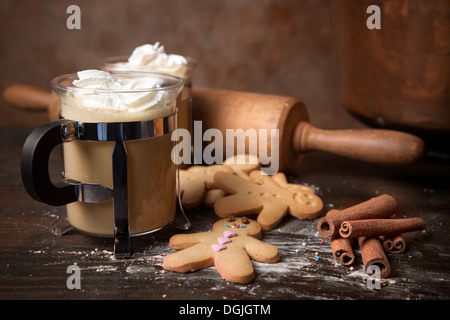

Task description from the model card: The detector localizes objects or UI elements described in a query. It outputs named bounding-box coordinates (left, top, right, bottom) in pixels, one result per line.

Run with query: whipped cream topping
left=71, top=69, right=164, bottom=113
left=127, top=42, right=187, bottom=67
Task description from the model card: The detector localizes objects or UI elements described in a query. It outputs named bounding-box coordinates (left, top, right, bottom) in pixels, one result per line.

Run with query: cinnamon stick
left=358, top=237, right=391, bottom=278
left=317, top=209, right=340, bottom=238
left=330, top=236, right=354, bottom=266
left=317, top=194, right=397, bottom=238
left=339, top=218, right=425, bottom=238
left=380, top=235, right=393, bottom=251
left=381, top=235, right=406, bottom=253
left=392, top=235, right=406, bottom=253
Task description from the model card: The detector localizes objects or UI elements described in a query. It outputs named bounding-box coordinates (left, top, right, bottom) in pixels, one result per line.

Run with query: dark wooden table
left=1, top=126, right=449, bottom=302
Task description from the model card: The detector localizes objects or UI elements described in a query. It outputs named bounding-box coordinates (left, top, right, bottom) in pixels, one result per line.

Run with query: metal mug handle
left=21, top=119, right=78, bottom=206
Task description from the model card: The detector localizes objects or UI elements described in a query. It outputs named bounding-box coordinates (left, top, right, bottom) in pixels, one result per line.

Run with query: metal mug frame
left=21, top=112, right=190, bottom=258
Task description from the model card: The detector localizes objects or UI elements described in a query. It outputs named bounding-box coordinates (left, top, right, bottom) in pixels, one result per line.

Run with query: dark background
left=0, top=0, right=361, bottom=129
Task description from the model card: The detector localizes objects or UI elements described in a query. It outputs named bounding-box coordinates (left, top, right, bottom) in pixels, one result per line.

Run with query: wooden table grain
left=1, top=126, right=449, bottom=302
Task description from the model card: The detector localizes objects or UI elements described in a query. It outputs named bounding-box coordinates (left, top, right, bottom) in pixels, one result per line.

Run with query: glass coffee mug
left=102, top=55, right=196, bottom=134
left=21, top=71, right=188, bottom=258
left=102, top=56, right=196, bottom=168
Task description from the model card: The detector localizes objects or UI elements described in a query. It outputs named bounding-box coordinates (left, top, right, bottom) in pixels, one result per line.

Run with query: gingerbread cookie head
left=212, top=216, right=262, bottom=239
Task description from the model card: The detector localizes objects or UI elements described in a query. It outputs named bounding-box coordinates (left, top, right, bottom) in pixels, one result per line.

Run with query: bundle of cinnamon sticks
left=317, top=194, right=425, bottom=278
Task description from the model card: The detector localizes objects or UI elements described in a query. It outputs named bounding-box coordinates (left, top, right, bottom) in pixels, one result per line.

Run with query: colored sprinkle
left=225, top=223, right=246, bottom=229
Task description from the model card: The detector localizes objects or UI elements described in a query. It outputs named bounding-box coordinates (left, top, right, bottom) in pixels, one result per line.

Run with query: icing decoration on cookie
left=223, top=216, right=249, bottom=229
left=223, top=223, right=247, bottom=229
left=212, top=231, right=236, bottom=251
left=212, top=244, right=226, bottom=252
left=218, top=237, right=231, bottom=245
left=223, top=230, right=237, bottom=238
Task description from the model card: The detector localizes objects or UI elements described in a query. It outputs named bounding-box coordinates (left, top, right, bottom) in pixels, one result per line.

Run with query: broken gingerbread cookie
left=162, top=217, right=279, bottom=284
left=177, top=154, right=260, bottom=209
left=178, top=164, right=233, bottom=209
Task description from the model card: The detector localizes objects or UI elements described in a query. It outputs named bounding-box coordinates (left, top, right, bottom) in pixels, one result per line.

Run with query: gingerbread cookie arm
left=214, top=193, right=263, bottom=218
left=267, top=172, right=289, bottom=186
left=169, top=232, right=213, bottom=250
left=270, top=172, right=315, bottom=194
left=203, top=188, right=227, bottom=208
left=256, top=203, right=289, bottom=230
left=163, top=243, right=214, bottom=273
left=179, top=170, right=206, bottom=209
left=223, top=154, right=261, bottom=181
left=214, top=171, right=252, bottom=194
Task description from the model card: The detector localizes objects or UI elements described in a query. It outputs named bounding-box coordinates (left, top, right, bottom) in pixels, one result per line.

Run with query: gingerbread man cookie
left=178, top=164, right=233, bottom=209
left=178, top=154, right=261, bottom=209
left=214, top=170, right=323, bottom=230
left=163, top=217, right=279, bottom=284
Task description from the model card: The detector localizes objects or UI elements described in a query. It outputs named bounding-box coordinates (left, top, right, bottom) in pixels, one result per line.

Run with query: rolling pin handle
left=2, top=84, right=51, bottom=111
left=292, top=122, right=425, bottom=166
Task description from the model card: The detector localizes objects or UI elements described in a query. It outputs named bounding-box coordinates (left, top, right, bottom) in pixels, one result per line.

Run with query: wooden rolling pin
left=3, top=84, right=60, bottom=121
left=192, top=88, right=424, bottom=172
left=3, top=85, right=424, bottom=172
